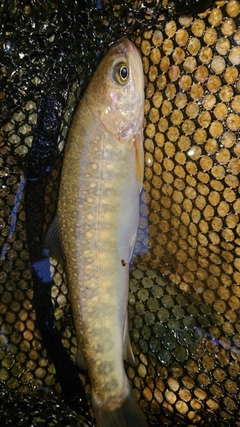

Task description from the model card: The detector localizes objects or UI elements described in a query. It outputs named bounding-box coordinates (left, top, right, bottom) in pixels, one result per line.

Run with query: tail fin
left=92, top=391, right=148, bottom=427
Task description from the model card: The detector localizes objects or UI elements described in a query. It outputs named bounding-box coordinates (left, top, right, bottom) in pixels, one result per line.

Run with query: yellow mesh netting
left=0, top=1, right=240, bottom=425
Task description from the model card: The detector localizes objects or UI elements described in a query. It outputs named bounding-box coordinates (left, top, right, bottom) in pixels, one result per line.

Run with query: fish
left=44, top=38, right=147, bottom=427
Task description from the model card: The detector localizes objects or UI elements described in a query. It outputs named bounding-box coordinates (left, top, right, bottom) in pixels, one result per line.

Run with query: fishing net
left=1, top=0, right=240, bottom=425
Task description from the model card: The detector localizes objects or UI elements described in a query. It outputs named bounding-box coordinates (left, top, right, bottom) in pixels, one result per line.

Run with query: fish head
left=86, top=38, right=145, bottom=140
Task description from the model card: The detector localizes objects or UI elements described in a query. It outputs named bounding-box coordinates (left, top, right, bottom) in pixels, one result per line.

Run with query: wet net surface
left=1, top=0, right=240, bottom=426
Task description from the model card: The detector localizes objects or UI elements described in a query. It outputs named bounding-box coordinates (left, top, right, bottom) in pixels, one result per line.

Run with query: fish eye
left=114, top=62, right=129, bottom=85
left=120, top=65, right=128, bottom=80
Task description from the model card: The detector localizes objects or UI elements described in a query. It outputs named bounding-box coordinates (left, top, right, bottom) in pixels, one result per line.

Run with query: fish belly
left=58, top=103, right=140, bottom=408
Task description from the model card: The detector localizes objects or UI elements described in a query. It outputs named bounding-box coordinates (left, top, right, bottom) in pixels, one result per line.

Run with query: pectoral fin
left=134, top=130, right=144, bottom=193
left=43, top=214, right=64, bottom=265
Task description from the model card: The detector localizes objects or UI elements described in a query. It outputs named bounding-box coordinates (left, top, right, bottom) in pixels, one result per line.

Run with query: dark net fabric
left=0, top=0, right=240, bottom=426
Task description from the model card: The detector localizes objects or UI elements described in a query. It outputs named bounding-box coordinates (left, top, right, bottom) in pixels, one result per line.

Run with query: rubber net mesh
left=0, top=0, right=240, bottom=426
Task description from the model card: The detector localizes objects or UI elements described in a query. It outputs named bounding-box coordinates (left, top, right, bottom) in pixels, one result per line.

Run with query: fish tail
left=92, top=391, right=148, bottom=427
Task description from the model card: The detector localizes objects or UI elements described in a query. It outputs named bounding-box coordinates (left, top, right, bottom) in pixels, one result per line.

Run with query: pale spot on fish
left=99, top=230, right=110, bottom=239
left=104, top=319, right=113, bottom=329
left=101, top=197, right=110, bottom=204
left=92, top=163, right=97, bottom=170
left=98, top=252, right=105, bottom=259
left=106, top=163, right=114, bottom=170
left=86, top=231, right=93, bottom=238
left=83, top=249, right=90, bottom=255
left=102, top=261, right=110, bottom=269
left=103, top=212, right=112, bottom=220
left=104, top=181, right=113, bottom=189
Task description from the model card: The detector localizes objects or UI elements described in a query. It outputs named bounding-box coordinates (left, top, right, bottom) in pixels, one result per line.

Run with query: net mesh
left=1, top=0, right=240, bottom=426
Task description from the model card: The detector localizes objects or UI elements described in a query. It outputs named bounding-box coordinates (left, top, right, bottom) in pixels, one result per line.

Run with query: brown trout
left=45, top=38, right=147, bottom=427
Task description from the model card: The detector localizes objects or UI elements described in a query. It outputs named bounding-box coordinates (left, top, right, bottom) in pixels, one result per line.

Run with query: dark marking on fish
left=121, top=259, right=126, bottom=266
